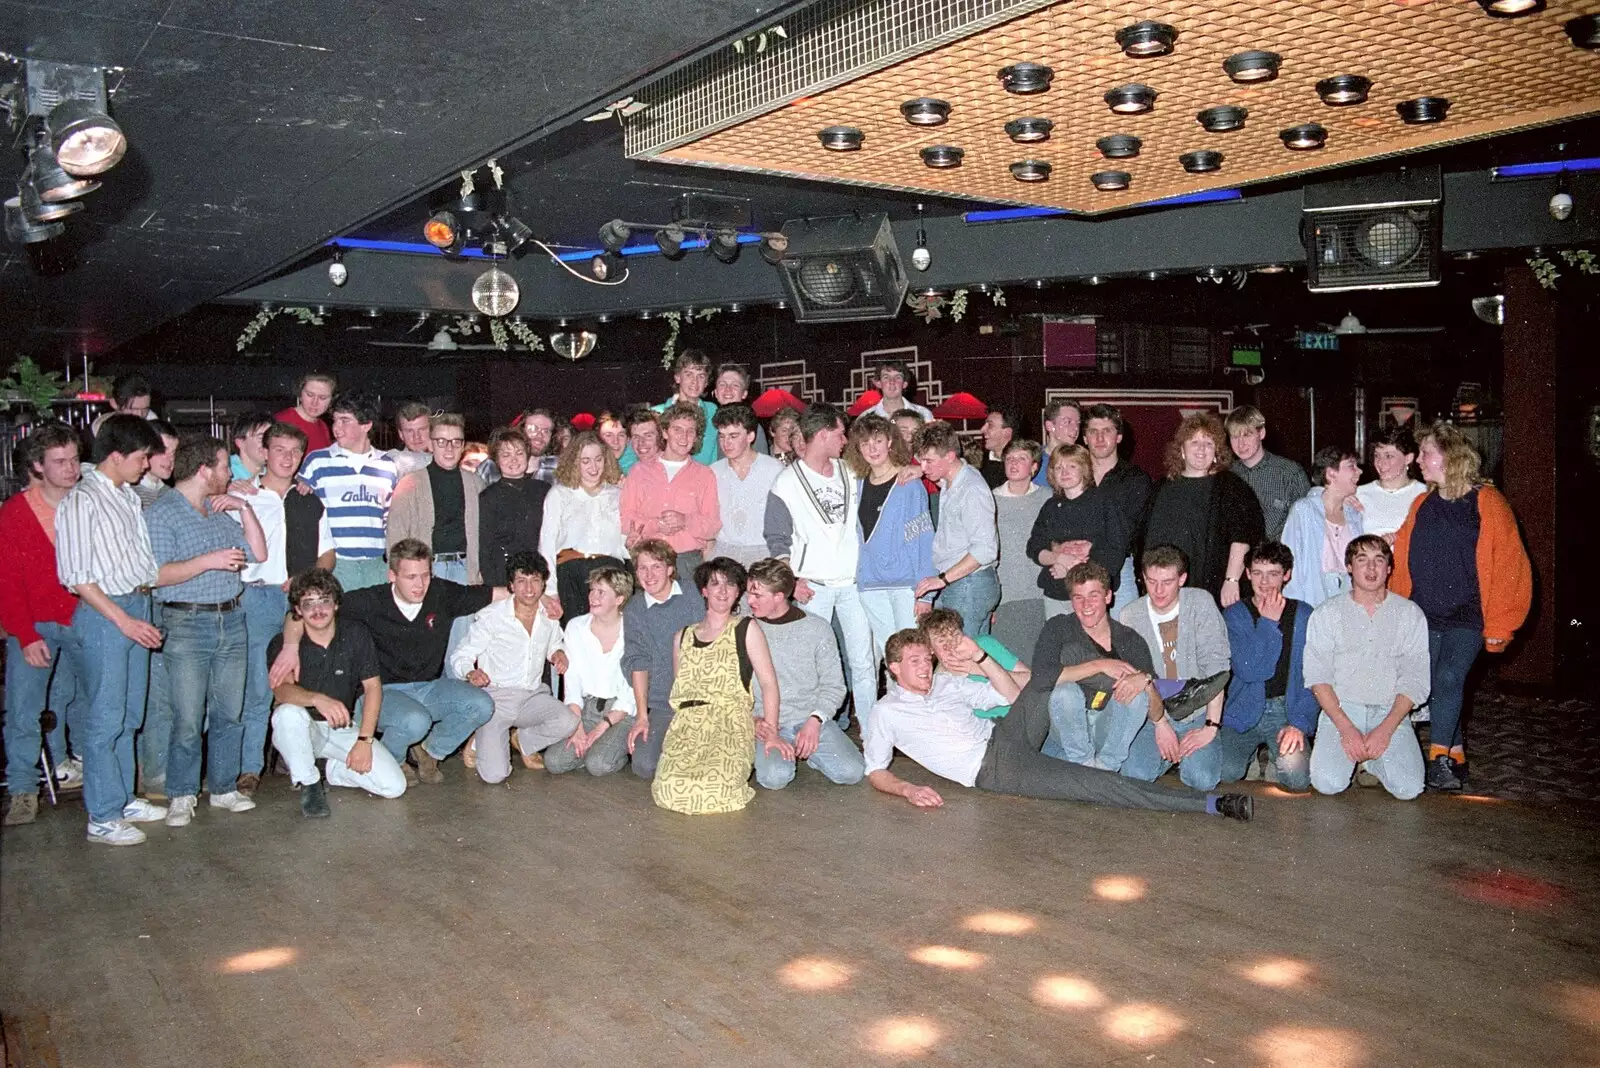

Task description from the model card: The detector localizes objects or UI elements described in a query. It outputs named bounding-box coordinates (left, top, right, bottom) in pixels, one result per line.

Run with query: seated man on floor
left=269, top=568, right=406, bottom=816
left=1117, top=545, right=1234, bottom=789
left=1305, top=535, right=1429, bottom=800
left=744, top=558, right=865, bottom=790
left=1217, top=542, right=1315, bottom=792
left=449, top=551, right=575, bottom=784
left=622, top=540, right=706, bottom=779
left=864, top=628, right=1253, bottom=819
left=918, top=607, right=1031, bottom=718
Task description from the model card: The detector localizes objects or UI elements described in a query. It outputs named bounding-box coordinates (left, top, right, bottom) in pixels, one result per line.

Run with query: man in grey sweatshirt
left=744, top=558, right=865, bottom=789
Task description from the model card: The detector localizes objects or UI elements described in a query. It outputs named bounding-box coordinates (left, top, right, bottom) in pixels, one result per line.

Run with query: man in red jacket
left=2, top=424, right=85, bottom=825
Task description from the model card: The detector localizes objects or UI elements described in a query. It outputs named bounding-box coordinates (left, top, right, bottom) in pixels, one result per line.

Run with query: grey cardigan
left=1117, top=587, right=1230, bottom=681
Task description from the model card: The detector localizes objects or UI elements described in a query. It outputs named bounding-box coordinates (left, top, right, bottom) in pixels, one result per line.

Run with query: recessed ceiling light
left=1279, top=123, right=1328, bottom=150
left=1254, top=263, right=1290, bottom=273
left=1010, top=159, right=1052, bottom=182
left=818, top=125, right=863, bottom=151
left=1105, top=84, right=1158, bottom=114
left=1097, top=134, right=1142, bottom=158
left=1222, top=50, right=1281, bottom=83
left=1197, top=105, right=1248, bottom=132
left=999, top=63, right=1054, bottom=94
left=901, top=98, right=951, bottom=126
left=1565, top=15, right=1600, bottom=47
left=1476, top=0, right=1544, bottom=15
left=1396, top=96, right=1451, bottom=124
left=1091, top=170, right=1132, bottom=191
left=1005, top=117, right=1054, bottom=143
left=1116, top=20, right=1178, bottom=57
left=1317, top=74, right=1373, bottom=106
left=1145, top=271, right=1164, bottom=281
left=1180, top=149, right=1224, bottom=173
left=920, top=145, right=965, bottom=168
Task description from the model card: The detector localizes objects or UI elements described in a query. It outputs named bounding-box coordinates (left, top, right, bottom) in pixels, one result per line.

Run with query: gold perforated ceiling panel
left=634, top=0, right=1600, bottom=214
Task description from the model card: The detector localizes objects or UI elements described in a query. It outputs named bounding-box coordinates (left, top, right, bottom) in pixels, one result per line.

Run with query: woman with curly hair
left=1137, top=413, right=1264, bottom=605
left=539, top=430, right=628, bottom=621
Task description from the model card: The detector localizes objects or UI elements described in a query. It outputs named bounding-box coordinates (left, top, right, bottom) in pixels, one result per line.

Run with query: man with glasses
left=299, top=391, right=400, bottom=592
left=388, top=412, right=485, bottom=585
left=269, top=568, right=405, bottom=817
left=518, top=408, right=560, bottom=484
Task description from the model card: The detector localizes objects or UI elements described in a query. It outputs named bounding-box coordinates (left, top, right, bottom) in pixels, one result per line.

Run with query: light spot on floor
left=963, top=910, right=1036, bottom=935
left=777, top=956, right=854, bottom=991
left=1240, top=957, right=1313, bottom=988
left=909, top=945, right=986, bottom=970
left=1101, top=1002, right=1184, bottom=1047
left=1252, top=1024, right=1368, bottom=1068
left=1092, top=875, right=1147, bottom=901
left=863, top=1015, right=941, bottom=1057
left=218, top=946, right=298, bottom=973
left=1032, top=974, right=1106, bottom=1010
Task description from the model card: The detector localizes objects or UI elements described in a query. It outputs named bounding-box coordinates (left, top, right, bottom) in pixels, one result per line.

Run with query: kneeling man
left=270, top=568, right=406, bottom=816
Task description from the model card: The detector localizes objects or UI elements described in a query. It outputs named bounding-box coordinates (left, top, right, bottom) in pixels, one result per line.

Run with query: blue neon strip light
left=964, top=188, right=1240, bottom=223
left=1143, top=188, right=1243, bottom=207
left=1491, top=156, right=1600, bottom=178
left=329, top=231, right=764, bottom=262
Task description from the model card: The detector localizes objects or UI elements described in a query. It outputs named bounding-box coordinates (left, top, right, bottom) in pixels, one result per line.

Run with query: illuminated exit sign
left=1296, top=331, right=1339, bottom=351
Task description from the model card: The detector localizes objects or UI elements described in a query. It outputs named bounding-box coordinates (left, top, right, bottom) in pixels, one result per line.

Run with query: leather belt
left=162, top=594, right=243, bottom=613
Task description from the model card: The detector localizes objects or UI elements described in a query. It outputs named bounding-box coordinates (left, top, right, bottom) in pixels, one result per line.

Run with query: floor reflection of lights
left=962, top=910, right=1036, bottom=935
left=1101, top=1002, right=1184, bottom=1047
left=1557, top=982, right=1600, bottom=1030
left=1456, top=794, right=1506, bottom=804
left=1032, top=974, right=1106, bottom=1011
left=1260, top=786, right=1310, bottom=799
left=217, top=946, right=298, bottom=974
left=1253, top=1025, right=1368, bottom=1068
left=1240, top=957, right=1313, bottom=989
left=863, top=1016, right=942, bottom=1057
left=909, top=945, right=986, bottom=970
left=777, top=956, right=855, bottom=991
left=1092, top=875, right=1146, bottom=901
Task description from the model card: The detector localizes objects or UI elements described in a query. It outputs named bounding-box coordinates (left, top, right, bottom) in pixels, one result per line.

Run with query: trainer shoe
left=123, top=797, right=169, bottom=823
left=299, top=779, right=331, bottom=819
left=208, top=791, right=257, bottom=813
left=1164, top=670, right=1232, bottom=721
left=1355, top=767, right=1381, bottom=788
left=236, top=773, right=260, bottom=798
left=4, top=793, right=39, bottom=826
left=165, top=795, right=197, bottom=827
left=1215, top=793, right=1255, bottom=822
left=409, top=744, right=444, bottom=785
left=55, top=757, right=84, bottom=790
left=1425, top=755, right=1462, bottom=792
left=401, top=762, right=419, bottom=788
left=86, top=819, right=146, bottom=846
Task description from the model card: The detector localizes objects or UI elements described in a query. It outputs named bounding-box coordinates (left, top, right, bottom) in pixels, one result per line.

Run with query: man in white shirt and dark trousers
left=763, top=403, right=878, bottom=731
left=912, top=421, right=1000, bottom=641
left=449, top=551, right=573, bottom=784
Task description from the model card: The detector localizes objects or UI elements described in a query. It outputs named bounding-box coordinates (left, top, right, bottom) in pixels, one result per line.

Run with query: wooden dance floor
left=2, top=766, right=1596, bottom=1067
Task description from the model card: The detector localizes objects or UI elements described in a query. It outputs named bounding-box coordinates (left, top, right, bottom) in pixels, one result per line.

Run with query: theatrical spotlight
left=4, top=195, right=65, bottom=244
left=27, top=61, right=127, bottom=177
left=424, top=210, right=463, bottom=253
left=24, top=128, right=99, bottom=204
left=656, top=224, right=687, bottom=259
left=599, top=219, right=632, bottom=253
left=759, top=231, right=789, bottom=265
left=591, top=250, right=624, bottom=281
left=709, top=228, right=740, bottom=263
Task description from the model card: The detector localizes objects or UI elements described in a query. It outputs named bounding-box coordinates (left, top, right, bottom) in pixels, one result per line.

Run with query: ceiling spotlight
left=1475, top=0, right=1544, bottom=15
left=901, top=98, right=951, bottom=126
left=911, top=203, right=931, bottom=271
left=1566, top=15, right=1600, bottom=46
left=328, top=251, right=348, bottom=287
left=24, top=131, right=99, bottom=203
left=1197, top=105, right=1248, bottom=133
left=1145, top=271, right=1164, bottom=281
left=4, top=195, right=65, bottom=244
left=497, top=215, right=533, bottom=253
left=1105, top=84, right=1158, bottom=114
left=590, top=251, right=623, bottom=281
left=1091, top=170, right=1132, bottom=191
left=1005, top=117, right=1054, bottom=143
left=1180, top=149, right=1224, bottom=173
left=709, top=228, right=740, bottom=263
left=423, top=210, right=462, bottom=253
left=656, top=224, right=686, bottom=259
left=1334, top=312, right=1367, bottom=335
left=759, top=232, right=788, bottom=265
left=999, top=63, right=1054, bottom=94
left=599, top=218, right=631, bottom=253
left=1222, top=50, right=1281, bottom=83
left=920, top=145, right=964, bottom=168
left=1279, top=123, right=1328, bottom=150
left=1254, top=263, right=1290, bottom=273
left=818, top=125, right=864, bottom=150
left=1396, top=97, right=1451, bottom=124
left=1084, top=275, right=1104, bottom=285
left=1116, top=20, right=1178, bottom=57
left=1316, top=75, right=1372, bottom=106
left=19, top=181, right=81, bottom=224
left=33, top=62, right=127, bottom=177
left=471, top=265, right=520, bottom=317
left=551, top=330, right=599, bottom=361
left=1097, top=134, right=1142, bottom=158
left=639, top=309, right=654, bottom=320
left=1471, top=295, right=1506, bottom=326
left=1010, top=159, right=1052, bottom=182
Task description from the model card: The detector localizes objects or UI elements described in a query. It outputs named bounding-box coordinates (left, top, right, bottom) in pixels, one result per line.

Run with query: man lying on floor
left=861, top=627, right=1255, bottom=820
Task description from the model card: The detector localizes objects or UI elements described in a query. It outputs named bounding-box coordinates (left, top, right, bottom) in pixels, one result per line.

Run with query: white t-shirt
left=1356, top=480, right=1429, bottom=536
left=863, top=675, right=1002, bottom=787
left=661, top=458, right=688, bottom=482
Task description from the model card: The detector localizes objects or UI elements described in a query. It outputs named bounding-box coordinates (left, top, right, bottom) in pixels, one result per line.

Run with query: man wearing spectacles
left=387, top=413, right=485, bottom=585
left=269, top=568, right=406, bottom=817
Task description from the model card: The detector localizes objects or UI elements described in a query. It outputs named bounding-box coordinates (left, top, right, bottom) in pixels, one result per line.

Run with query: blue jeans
left=1041, top=684, right=1148, bottom=772
left=4, top=623, right=80, bottom=796
left=333, top=556, right=388, bottom=592
left=73, top=593, right=153, bottom=823
left=1117, top=555, right=1138, bottom=606
left=1215, top=696, right=1311, bottom=792
left=240, top=585, right=288, bottom=777
left=378, top=679, right=494, bottom=762
left=1123, top=709, right=1225, bottom=790
left=799, top=583, right=877, bottom=732
left=753, top=719, right=866, bottom=789
left=859, top=586, right=917, bottom=664
left=140, top=644, right=171, bottom=793
left=1427, top=626, right=1481, bottom=751
left=936, top=567, right=999, bottom=639
left=162, top=605, right=248, bottom=798
left=432, top=556, right=469, bottom=584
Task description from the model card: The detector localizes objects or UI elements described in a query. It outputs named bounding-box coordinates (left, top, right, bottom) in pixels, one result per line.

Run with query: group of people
left=0, top=354, right=1532, bottom=843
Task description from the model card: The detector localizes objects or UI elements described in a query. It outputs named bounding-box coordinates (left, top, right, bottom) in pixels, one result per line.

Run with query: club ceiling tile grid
left=635, top=0, right=1600, bottom=214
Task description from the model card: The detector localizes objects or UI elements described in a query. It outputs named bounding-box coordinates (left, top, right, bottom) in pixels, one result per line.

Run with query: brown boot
left=409, top=744, right=444, bottom=785
left=4, top=793, right=39, bottom=826
left=236, top=773, right=260, bottom=798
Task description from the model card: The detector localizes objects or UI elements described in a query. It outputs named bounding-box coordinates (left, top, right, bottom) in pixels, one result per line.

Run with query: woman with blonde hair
left=845, top=413, right=934, bottom=661
left=1026, top=443, right=1126, bottom=619
left=1136, top=412, right=1264, bottom=605
left=539, top=430, right=628, bottom=620
left=768, top=408, right=801, bottom=465
left=1389, top=424, right=1531, bottom=791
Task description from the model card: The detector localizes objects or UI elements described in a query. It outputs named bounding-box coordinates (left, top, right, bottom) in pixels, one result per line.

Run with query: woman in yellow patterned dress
left=652, top=557, right=790, bottom=814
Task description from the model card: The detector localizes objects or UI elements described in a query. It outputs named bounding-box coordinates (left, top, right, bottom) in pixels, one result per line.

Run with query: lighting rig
left=5, top=60, right=127, bottom=248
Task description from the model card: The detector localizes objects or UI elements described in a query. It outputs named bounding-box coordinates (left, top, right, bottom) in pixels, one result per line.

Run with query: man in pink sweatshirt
left=620, top=403, right=722, bottom=579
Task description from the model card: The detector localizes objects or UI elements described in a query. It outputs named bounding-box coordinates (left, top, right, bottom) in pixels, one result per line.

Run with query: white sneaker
left=86, top=819, right=146, bottom=846
left=123, top=797, right=169, bottom=823
left=165, top=795, right=197, bottom=827
left=208, top=790, right=257, bottom=813
left=55, top=757, right=84, bottom=789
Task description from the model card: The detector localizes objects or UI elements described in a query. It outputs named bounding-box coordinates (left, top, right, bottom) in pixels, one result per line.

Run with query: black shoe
left=1425, top=755, right=1462, bottom=792
left=1164, top=670, right=1232, bottom=720
left=1453, top=758, right=1469, bottom=786
left=299, top=779, right=331, bottom=818
left=1214, top=793, right=1254, bottom=822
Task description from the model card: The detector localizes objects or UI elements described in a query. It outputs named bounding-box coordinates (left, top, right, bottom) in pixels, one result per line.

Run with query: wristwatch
left=357, top=734, right=374, bottom=743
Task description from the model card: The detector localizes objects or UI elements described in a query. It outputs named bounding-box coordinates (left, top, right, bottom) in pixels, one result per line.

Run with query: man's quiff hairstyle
left=797, top=401, right=844, bottom=442
left=625, top=405, right=662, bottom=432
left=330, top=390, right=379, bottom=426
left=712, top=403, right=758, bottom=434
left=1065, top=560, right=1113, bottom=593
left=172, top=434, right=228, bottom=484
left=1140, top=543, right=1191, bottom=576
left=429, top=412, right=466, bottom=433
left=1224, top=404, right=1267, bottom=433
left=885, top=627, right=931, bottom=665
left=394, top=400, right=431, bottom=425
left=230, top=410, right=275, bottom=446
left=746, top=557, right=796, bottom=598
left=1044, top=398, right=1083, bottom=423
left=631, top=538, right=678, bottom=571
left=389, top=537, right=433, bottom=565
left=673, top=348, right=711, bottom=372
left=911, top=419, right=961, bottom=457
left=1081, top=402, right=1124, bottom=434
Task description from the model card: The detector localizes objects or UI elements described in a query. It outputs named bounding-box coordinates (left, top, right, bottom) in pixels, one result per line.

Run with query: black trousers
left=555, top=556, right=626, bottom=623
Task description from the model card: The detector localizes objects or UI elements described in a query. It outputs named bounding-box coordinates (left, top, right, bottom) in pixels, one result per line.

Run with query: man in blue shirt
left=299, top=391, right=400, bottom=592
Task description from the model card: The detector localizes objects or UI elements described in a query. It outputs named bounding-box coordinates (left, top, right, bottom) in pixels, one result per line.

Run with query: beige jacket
left=387, top=465, right=484, bottom=584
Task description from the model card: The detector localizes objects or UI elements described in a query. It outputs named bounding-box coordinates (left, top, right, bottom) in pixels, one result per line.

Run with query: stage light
left=19, top=181, right=81, bottom=223
left=1181, top=149, right=1224, bottom=172
left=758, top=231, right=788, bottom=265
left=1280, top=123, right=1328, bottom=150
left=1091, top=170, right=1131, bottom=191
left=901, top=97, right=951, bottom=125
left=1005, top=117, right=1053, bottom=143
left=1396, top=96, right=1451, bottom=124
left=656, top=224, right=686, bottom=259
left=471, top=265, right=519, bottom=317
left=709, top=228, right=740, bottom=263
left=1010, top=159, right=1052, bottom=182
left=24, top=131, right=99, bottom=203
left=497, top=214, right=532, bottom=253
left=599, top=218, right=631, bottom=253
left=423, top=211, right=461, bottom=252
left=1198, top=105, right=1248, bottom=132
left=4, top=195, right=65, bottom=244
left=1223, top=50, right=1281, bottom=82
left=44, top=82, right=126, bottom=176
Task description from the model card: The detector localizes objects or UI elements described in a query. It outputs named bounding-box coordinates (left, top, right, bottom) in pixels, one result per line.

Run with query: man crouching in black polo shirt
left=269, top=568, right=406, bottom=817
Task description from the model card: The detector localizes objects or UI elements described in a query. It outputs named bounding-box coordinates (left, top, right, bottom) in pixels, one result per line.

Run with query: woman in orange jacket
left=1389, top=424, right=1531, bottom=792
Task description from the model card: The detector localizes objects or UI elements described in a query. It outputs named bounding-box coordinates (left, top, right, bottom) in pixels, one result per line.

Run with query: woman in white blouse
left=1355, top=423, right=1428, bottom=542
left=545, top=566, right=635, bottom=777
left=539, top=430, right=628, bottom=620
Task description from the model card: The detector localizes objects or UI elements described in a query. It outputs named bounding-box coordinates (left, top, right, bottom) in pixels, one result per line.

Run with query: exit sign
left=1296, top=331, right=1339, bottom=351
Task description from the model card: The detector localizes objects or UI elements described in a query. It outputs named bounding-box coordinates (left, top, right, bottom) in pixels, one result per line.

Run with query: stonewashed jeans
left=1122, top=708, right=1226, bottom=790
left=752, top=719, right=866, bottom=790
left=859, top=586, right=918, bottom=665
left=1041, top=683, right=1148, bottom=773
left=161, top=604, right=248, bottom=799
left=73, top=593, right=153, bottom=824
left=1310, top=701, right=1424, bottom=800
left=1215, top=696, right=1311, bottom=792
left=378, top=679, right=494, bottom=762
left=799, top=582, right=878, bottom=732
left=4, top=624, right=80, bottom=796
left=935, top=567, right=999, bottom=640
left=240, top=584, right=289, bottom=778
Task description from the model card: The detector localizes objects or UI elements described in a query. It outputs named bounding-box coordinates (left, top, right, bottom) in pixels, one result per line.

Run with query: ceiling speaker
left=1303, top=168, right=1442, bottom=292
left=775, top=214, right=908, bottom=321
